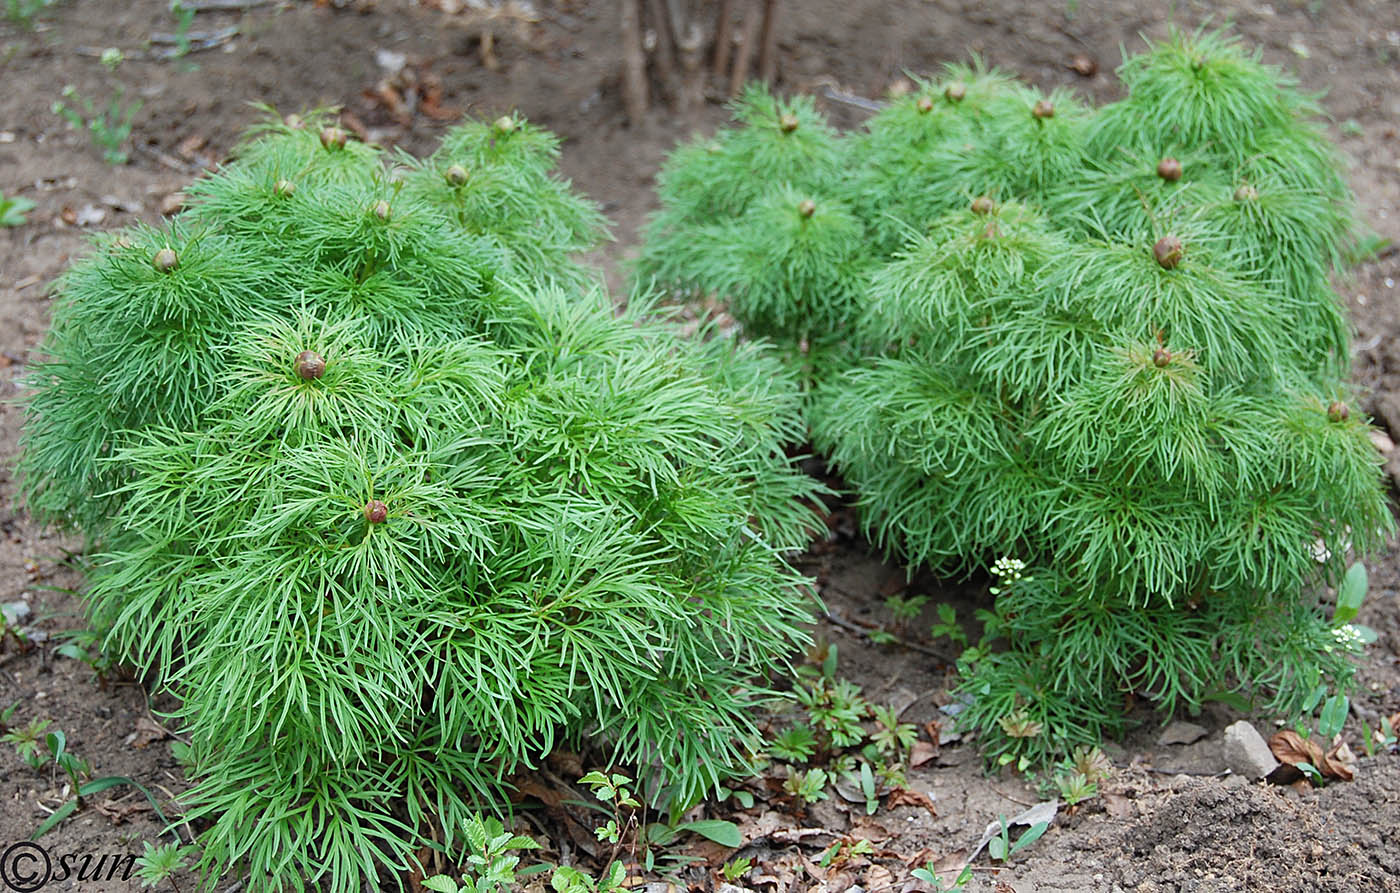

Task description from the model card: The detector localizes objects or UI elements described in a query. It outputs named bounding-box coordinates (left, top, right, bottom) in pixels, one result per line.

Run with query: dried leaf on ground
left=909, top=738, right=937, bottom=768
left=128, top=715, right=172, bottom=749
left=884, top=787, right=937, bottom=816
left=1268, top=730, right=1355, bottom=781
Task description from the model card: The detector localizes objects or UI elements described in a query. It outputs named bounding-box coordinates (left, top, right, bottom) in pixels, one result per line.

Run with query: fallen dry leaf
left=909, top=738, right=937, bottom=768
left=736, top=810, right=786, bottom=844
left=1268, top=729, right=1354, bottom=781
left=884, top=787, right=937, bottom=816
left=847, top=816, right=889, bottom=843
left=128, top=715, right=172, bottom=749
left=864, top=863, right=894, bottom=891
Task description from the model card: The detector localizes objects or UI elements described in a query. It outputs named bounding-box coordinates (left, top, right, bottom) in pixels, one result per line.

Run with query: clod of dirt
left=1095, top=761, right=1400, bottom=891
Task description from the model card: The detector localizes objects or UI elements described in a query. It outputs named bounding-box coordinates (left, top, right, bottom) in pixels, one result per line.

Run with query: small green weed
left=911, top=862, right=973, bottom=892
left=1, top=191, right=36, bottom=227
left=134, top=841, right=193, bottom=891
left=52, top=83, right=141, bottom=165
left=4, top=0, right=60, bottom=27
left=422, top=814, right=542, bottom=893
left=987, top=814, right=1049, bottom=862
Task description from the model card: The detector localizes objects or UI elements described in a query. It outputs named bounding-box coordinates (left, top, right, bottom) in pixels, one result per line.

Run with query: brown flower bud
left=294, top=350, right=325, bottom=380
left=1156, top=157, right=1183, bottom=182
left=364, top=500, right=388, bottom=524
left=1152, top=348, right=1171, bottom=368
left=152, top=248, right=179, bottom=273
left=274, top=179, right=296, bottom=198
left=1234, top=184, right=1258, bottom=202
left=798, top=199, right=816, bottom=218
left=970, top=196, right=996, bottom=215
left=944, top=81, right=966, bottom=102
left=1153, top=235, right=1184, bottom=270
left=1327, top=401, right=1350, bottom=423
left=372, top=200, right=391, bottom=221
left=319, top=126, right=347, bottom=150
left=1032, top=99, right=1055, bottom=119
left=445, top=164, right=468, bottom=186
left=778, top=113, right=800, bottom=134
left=916, top=96, right=934, bottom=114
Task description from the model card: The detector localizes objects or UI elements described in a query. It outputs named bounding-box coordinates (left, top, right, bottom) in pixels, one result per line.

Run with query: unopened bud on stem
left=364, top=500, right=388, bottom=524
left=1153, top=235, right=1184, bottom=270
left=320, top=126, right=347, bottom=150
left=294, top=350, right=325, bottom=381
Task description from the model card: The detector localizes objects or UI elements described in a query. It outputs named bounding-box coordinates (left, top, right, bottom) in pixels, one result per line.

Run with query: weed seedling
left=987, top=814, right=1049, bottom=862
left=3, top=0, right=60, bottom=27
left=51, top=83, right=141, bottom=164
left=1, top=191, right=36, bottom=226
left=928, top=603, right=969, bottom=650
left=133, top=842, right=193, bottom=892
left=2, top=717, right=51, bottom=770
left=782, top=767, right=830, bottom=805
left=422, top=814, right=542, bottom=893
left=720, top=857, right=753, bottom=883
left=911, top=862, right=973, bottom=892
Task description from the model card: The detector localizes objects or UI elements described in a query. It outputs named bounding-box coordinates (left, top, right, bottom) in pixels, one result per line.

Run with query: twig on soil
left=152, top=781, right=199, bottom=844
left=819, top=85, right=886, bottom=113
left=183, top=0, right=268, bottom=9
left=769, top=826, right=838, bottom=844
left=1135, top=765, right=1232, bottom=778
left=823, top=609, right=959, bottom=664
left=150, top=26, right=239, bottom=45
left=132, top=144, right=199, bottom=174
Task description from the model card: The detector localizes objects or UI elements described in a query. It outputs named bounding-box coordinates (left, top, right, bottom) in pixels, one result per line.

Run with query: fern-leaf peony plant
left=641, top=27, right=1392, bottom=767
left=21, top=112, right=821, bottom=891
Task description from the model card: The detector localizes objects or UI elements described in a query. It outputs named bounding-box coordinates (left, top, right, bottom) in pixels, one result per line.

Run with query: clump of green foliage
left=640, top=27, right=1391, bottom=766
left=21, top=111, right=821, bottom=891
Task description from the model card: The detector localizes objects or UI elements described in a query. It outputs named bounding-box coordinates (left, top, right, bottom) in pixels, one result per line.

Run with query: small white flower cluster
left=1326, top=624, right=1366, bottom=653
left=989, top=556, right=1028, bottom=595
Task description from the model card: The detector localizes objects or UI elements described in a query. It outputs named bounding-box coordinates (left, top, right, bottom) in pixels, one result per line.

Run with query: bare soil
left=1, top=2, right=1398, bottom=891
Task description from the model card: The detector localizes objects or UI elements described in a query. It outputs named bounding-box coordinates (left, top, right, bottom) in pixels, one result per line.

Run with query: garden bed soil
left=2, top=1, right=1399, bottom=891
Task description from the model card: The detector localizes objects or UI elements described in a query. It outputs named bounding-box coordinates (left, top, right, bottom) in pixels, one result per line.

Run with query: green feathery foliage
left=640, top=27, right=1391, bottom=766
left=20, top=112, right=821, bottom=891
